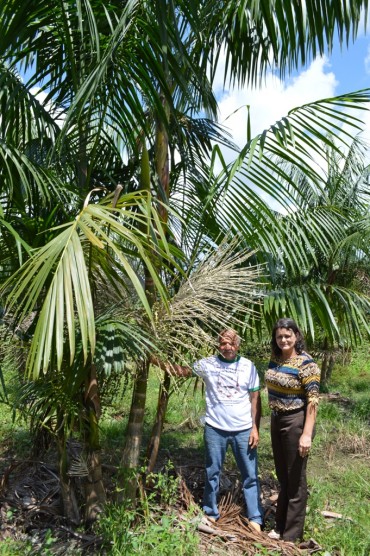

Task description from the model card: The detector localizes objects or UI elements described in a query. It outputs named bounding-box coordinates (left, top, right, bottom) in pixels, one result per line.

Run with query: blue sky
left=275, top=31, right=369, bottom=96
left=326, top=34, right=369, bottom=94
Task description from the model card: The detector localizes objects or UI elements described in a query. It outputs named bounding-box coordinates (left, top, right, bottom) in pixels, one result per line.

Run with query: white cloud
left=216, top=56, right=338, bottom=163
left=212, top=56, right=344, bottom=214
left=365, top=44, right=370, bottom=74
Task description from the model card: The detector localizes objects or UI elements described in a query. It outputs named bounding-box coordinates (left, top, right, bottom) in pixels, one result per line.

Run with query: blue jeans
left=203, top=424, right=263, bottom=524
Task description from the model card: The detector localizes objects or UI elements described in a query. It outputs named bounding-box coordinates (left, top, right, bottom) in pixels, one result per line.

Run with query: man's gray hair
left=219, top=328, right=241, bottom=347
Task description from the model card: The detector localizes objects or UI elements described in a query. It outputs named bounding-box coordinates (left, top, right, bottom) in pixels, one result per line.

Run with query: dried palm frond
left=177, top=477, right=301, bottom=555
left=152, top=234, right=264, bottom=364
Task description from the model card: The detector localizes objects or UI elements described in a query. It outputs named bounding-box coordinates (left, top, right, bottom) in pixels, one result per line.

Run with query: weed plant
left=97, top=503, right=199, bottom=556
left=97, top=464, right=200, bottom=555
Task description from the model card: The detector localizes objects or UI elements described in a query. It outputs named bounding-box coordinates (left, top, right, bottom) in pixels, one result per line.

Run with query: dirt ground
left=0, top=443, right=307, bottom=556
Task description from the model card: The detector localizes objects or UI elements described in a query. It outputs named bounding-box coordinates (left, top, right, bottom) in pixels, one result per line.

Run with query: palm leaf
left=259, top=282, right=370, bottom=347
left=151, top=235, right=264, bottom=362
left=206, top=0, right=367, bottom=86
left=1, top=191, right=172, bottom=378
left=208, top=91, right=370, bottom=272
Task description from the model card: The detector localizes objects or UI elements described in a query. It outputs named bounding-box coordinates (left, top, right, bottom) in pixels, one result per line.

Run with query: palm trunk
left=321, top=337, right=330, bottom=391
left=321, top=352, right=335, bottom=390
left=144, top=93, right=172, bottom=473
left=119, top=143, right=154, bottom=499
left=155, top=101, right=170, bottom=225
left=120, top=90, right=171, bottom=498
left=84, top=448, right=106, bottom=523
left=83, top=363, right=106, bottom=522
left=146, top=371, right=171, bottom=473
left=120, top=359, right=150, bottom=500
left=321, top=353, right=328, bottom=390
left=56, top=420, right=80, bottom=524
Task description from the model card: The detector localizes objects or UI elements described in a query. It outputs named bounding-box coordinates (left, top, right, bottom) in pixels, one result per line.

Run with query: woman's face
left=275, top=327, right=297, bottom=357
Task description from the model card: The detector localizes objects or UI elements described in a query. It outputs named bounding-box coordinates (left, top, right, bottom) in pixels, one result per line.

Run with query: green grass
left=304, top=464, right=370, bottom=556
left=0, top=539, right=32, bottom=556
left=97, top=500, right=200, bottom=556
left=302, top=345, right=370, bottom=556
left=329, top=346, right=370, bottom=397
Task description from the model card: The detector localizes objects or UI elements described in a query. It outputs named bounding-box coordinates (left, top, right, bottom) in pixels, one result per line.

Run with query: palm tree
left=0, top=187, right=174, bottom=518
left=252, top=135, right=370, bottom=383
left=0, top=0, right=370, bottom=520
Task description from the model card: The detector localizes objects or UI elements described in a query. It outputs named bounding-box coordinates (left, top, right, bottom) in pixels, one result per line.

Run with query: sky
left=214, top=31, right=370, bottom=165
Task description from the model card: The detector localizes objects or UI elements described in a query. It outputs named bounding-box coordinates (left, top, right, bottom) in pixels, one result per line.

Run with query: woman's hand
left=298, top=432, right=312, bottom=457
left=299, top=401, right=317, bottom=457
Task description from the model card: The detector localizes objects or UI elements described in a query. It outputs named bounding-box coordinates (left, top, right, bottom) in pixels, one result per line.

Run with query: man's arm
left=150, top=355, right=192, bottom=377
left=249, top=390, right=261, bottom=449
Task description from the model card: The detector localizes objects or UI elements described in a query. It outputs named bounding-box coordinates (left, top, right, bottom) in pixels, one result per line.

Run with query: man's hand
left=150, top=355, right=192, bottom=377
left=249, top=425, right=259, bottom=449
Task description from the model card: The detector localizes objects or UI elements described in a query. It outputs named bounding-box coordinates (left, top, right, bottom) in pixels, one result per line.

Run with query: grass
left=0, top=346, right=369, bottom=555
left=304, top=463, right=370, bottom=556
left=302, top=345, right=370, bottom=556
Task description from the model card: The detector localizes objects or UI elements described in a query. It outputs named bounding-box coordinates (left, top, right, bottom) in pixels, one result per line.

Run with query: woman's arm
left=299, top=357, right=320, bottom=457
left=299, top=401, right=317, bottom=457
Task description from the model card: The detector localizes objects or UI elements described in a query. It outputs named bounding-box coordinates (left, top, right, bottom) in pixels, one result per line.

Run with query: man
left=152, top=328, right=263, bottom=530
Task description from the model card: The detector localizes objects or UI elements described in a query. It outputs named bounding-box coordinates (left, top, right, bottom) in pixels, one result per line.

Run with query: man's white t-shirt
left=193, top=355, right=260, bottom=431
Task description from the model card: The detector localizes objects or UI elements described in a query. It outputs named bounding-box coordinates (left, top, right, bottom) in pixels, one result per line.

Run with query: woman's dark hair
left=271, top=318, right=305, bottom=357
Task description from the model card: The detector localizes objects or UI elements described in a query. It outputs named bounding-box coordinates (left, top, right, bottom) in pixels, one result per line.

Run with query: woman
left=265, top=318, right=320, bottom=543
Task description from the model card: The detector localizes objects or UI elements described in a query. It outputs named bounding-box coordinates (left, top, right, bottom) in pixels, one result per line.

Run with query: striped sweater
left=265, top=352, right=321, bottom=413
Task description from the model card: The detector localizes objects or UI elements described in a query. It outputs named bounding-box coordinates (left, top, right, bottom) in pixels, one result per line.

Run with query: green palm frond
left=0, top=191, right=173, bottom=378
left=0, top=364, right=9, bottom=404
left=206, top=91, right=370, bottom=270
left=94, top=315, right=156, bottom=376
left=231, top=91, right=370, bottom=204
left=206, top=0, right=367, bottom=87
left=260, top=283, right=370, bottom=347
left=16, top=371, right=84, bottom=440
left=0, top=139, right=66, bottom=203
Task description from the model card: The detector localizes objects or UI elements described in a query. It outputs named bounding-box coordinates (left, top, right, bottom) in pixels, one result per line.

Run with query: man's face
left=218, top=331, right=239, bottom=360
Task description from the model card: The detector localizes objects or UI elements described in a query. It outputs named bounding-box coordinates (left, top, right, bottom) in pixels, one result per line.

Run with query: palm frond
left=207, top=91, right=370, bottom=271
left=0, top=191, right=172, bottom=378
left=152, top=235, right=264, bottom=362
left=205, top=0, right=367, bottom=87
left=94, top=315, right=156, bottom=377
